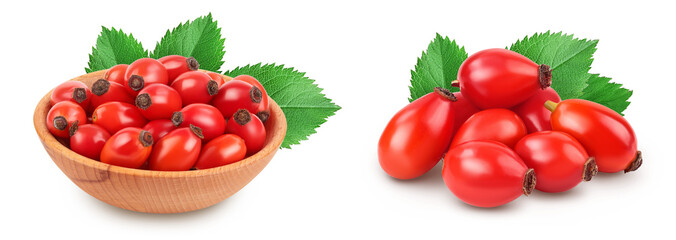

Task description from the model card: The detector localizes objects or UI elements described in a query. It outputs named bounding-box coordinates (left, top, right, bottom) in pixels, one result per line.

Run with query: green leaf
left=150, top=13, right=225, bottom=72
left=579, top=74, right=632, bottom=115
left=224, top=63, right=341, bottom=148
left=85, top=27, right=149, bottom=73
left=509, top=31, right=598, bottom=99
left=408, top=33, right=467, bottom=102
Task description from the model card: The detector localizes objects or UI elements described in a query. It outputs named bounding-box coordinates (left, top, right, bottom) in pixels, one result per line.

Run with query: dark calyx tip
left=207, top=80, right=219, bottom=96
left=256, top=111, right=270, bottom=123
left=250, top=87, right=263, bottom=103
left=91, top=79, right=110, bottom=96
left=53, top=116, right=68, bottom=130
left=233, top=109, right=252, bottom=125
left=128, top=75, right=145, bottom=91
left=72, top=88, right=88, bottom=103
left=433, top=87, right=457, bottom=102
left=171, top=112, right=183, bottom=126
left=583, top=157, right=598, bottom=181
left=523, top=168, right=536, bottom=196
left=538, top=64, right=552, bottom=89
left=135, top=93, right=152, bottom=110
left=186, top=57, right=199, bottom=71
left=189, top=124, right=204, bottom=139
left=68, top=120, right=80, bottom=137
left=625, top=151, right=643, bottom=173
left=139, top=130, right=153, bottom=147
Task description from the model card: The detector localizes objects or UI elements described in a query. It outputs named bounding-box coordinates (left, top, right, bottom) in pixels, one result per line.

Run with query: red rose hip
left=456, top=48, right=552, bottom=109
left=92, top=102, right=148, bottom=134
left=158, top=55, right=199, bottom=84
left=46, top=101, right=88, bottom=139
left=100, top=127, right=153, bottom=169
left=170, top=71, right=219, bottom=105
left=50, top=81, right=92, bottom=111
left=124, top=58, right=168, bottom=94
left=451, top=108, right=527, bottom=149
left=211, top=80, right=263, bottom=119
left=546, top=99, right=641, bottom=173
left=443, top=140, right=535, bottom=208
left=225, top=109, right=266, bottom=156
left=135, top=84, right=182, bottom=120
left=171, top=104, right=226, bottom=141
left=90, top=79, right=135, bottom=110
left=194, top=134, right=247, bottom=170
left=69, top=123, right=111, bottom=160
left=148, top=125, right=204, bottom=171
left=378, top=88, right=457, bottom=179
left=104, top=64, right=129, bottom=85
left=511, top=87, right=561, bottom=133
left=515, top=131, right=597, bottom=193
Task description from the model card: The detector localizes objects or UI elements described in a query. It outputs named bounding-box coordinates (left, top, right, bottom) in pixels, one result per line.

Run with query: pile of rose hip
left=378, top=49, right=641, bottom=208
left=46, top=56, right=270, bottom=171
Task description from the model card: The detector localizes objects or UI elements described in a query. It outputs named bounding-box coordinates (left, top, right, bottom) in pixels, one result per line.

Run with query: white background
left=1, top=0, right=674, bottom=239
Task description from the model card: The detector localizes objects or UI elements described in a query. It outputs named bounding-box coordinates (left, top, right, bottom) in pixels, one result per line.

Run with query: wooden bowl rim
left=33, top=70, right=287, bottom=178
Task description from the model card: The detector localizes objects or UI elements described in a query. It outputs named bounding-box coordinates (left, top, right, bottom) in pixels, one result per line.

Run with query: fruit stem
left=72, top=88, right=88, bottom=103
left=538, top=64, right=552, bottom=89
left=450, top=80, right=460, bottom=88
left=171, top=112, right=183, bottom=127
left=186, top=57, right=200, bottom=71
left=91, top=79, right=110, bottom=96
left=139, top=130, right=153, bottom=147
left=544, top=100, right=558, bottom=112
left=53, top=116, right=68, bottom=130
left=233, top=109, right=252, bottom=126
left=68, top=120, right=80, bottom=137
left=522, top=168, right=536, bottom=196
left=625, top=151, right=643, bottom=173
left=250, top=87, right=263, bottom=103
left=135, top=93, right=152, bottom=110
left=433, top=87, right=457, bottom=102
left=207, top=80, right=219, bottom=96
left=582, top=157, right=598, bottom=182
left=256, top=111, right=270, bottom=123
left=128, top=75, right=145, bottom=92
left=189, top=124, right=204, bottom=139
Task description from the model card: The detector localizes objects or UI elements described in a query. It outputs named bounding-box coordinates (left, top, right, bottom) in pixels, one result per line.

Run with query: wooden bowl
left=33, top=70, right=287, bottom=213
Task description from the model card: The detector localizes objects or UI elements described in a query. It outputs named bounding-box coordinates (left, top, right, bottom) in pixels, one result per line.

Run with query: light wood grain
left=33, top=70, right=287, bottom=213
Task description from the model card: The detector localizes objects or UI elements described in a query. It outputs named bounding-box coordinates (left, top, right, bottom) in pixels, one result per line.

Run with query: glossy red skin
left=104, top=64, right=129, bottom=85
left=443, top=140, right=529, bottom=208
left=515, top=131, right=590, bottom=192
left=176, top=104, right=226, bottom=141
left=449, top=92, right=480, bottom=135
left=70, top=124, right=111, bottom=160
left=46, top=101, right=88, bottom=138
left=451, top=109, right=527, bottom=149
left=550, top=99, right=638, bottom=173
left=100, top=127, right=152, bottom=168
left=207, top=72, right=225, bottom=87
left=142, top=119, right=176, bottom=143
left=378, top=90, right=456, bottom=179
left=226, top=111, right=266, bottom=155
left=194, top=134, right=247, bottom=169
left=148, top=127, right=202, bottom=171
left=90, top=81, right=135, bottom=110
left=50, top=81, right=92, bottom=111
left=124, top=58, right=168, bottom=94
left=233, top=75, right=269, bottom=114
left=92, top=102, right=148, bottom=134
left=158, top=55, right=196, bottom=84
left=458, top=48, right=542, bottom=109
left=511, top=87, right=561, bottom=133
left=212, top=80, right=262, bottom=119
left=171, top=71, right=216, bottom=105
left=136, top=84, right=182, bottom=120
